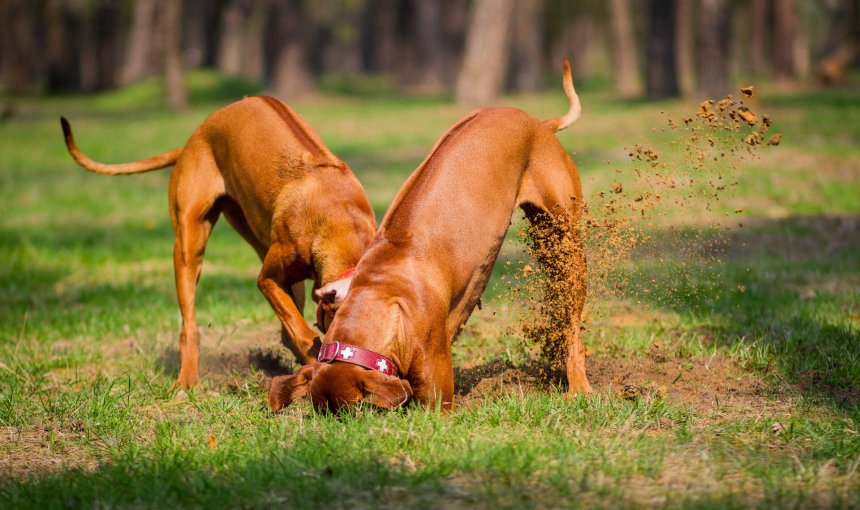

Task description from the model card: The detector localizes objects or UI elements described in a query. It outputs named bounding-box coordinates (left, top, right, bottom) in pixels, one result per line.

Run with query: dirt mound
left=453, top=353, right=790, bottom=419
left=0, top=426, right=98, bottom=480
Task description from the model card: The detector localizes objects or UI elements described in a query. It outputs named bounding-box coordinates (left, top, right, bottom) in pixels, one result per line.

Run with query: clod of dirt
left=717, top=97, right=735, bottom=112
left=698, top=101, right=716, bottom=120
left=740, top=86, right=754, bottom=97
left=735, top=107, right=758, bottom=126
left=620, top=383, right=641, bottom=400
left=612, top=182, right=624, bottom=194
left=744, top=133, right=762, bottom=146
left=767, top=133, right=782, bottom=146
left=66, top=419, right=85, bottom=432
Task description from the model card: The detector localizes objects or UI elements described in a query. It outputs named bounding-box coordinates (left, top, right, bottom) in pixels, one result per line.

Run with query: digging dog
left=61, top=96, right=376, bottom=388
left=269, top=61, right=589, bottom=412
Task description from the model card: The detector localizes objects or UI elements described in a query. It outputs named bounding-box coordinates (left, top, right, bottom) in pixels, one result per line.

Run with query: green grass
left=1, top=73, right=859, bottom=508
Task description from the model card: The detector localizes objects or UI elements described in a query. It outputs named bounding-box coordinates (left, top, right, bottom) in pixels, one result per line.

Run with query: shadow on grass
left=628, top=214, right=860, bottom=409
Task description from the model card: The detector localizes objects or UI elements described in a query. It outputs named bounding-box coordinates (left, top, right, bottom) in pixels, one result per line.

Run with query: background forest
left=3, top=0, right=860, bottom=108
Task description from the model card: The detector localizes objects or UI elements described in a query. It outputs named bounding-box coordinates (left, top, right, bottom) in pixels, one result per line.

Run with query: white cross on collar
left=339, top=346, right=355, bottom=359
left=376, top=359, right=389, bottom=372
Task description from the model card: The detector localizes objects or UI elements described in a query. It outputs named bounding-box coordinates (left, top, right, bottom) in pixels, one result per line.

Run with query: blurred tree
left=414, top=0, right=446, bottom=92
left=749, top=0, right=770, bottom=77
left=817, top=0, right=860, bottom=84
left=2, top=0, right=39, bottom=93
left=509, top=0, right=544, bottom=93
left=218, top=0, right=244, bottom=76
left=608, top=0, right=642, bottom=98
left=161, top=0, right=187, bottom=110
left=270, top=0, right=315, bottom=99
left=92, top=1, right=123, bottom=90
left=360, top=0, right=399, bottom=74
left=674, top=0, right=694, bottom=95
left=455, top=0, right=515, bottom=105
left=123, top=0, right=159, bottom=84
left=646, top=0, right=678, bottom=98
left=46, top=0, right=83, bottom=92
left=773, top=0, right=798, bottom=80
left=182, top=0, right=208, bottom=68
left=218, top=0, right=266, bottom=81
left=439, top=0, right=470, bottom=86
left=547, top=2, right=606, bottom=83
left=697, top=0, right=731, bottom=98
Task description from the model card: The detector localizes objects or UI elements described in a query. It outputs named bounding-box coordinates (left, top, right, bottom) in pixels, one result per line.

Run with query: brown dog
left=61, top=96, right=376, bottom=388
left=269, top=61, right=589, bottom=412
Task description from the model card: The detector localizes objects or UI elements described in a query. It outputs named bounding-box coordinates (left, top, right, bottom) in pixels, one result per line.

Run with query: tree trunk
left=122, top=0, right=159, bottom=84
left=674, top=0, right=694, bottom=95
left=161, top=0, right=188, bottom=110
left=792, top=2, right=810, bottom=79
left=697, top=0, right=731, bottom=98
left=815, top=0, right=860, bottom=85
left=218, top=0, right=244, bottom=76
left=750, top=0, right=769, bottom=76
left=46, top=0, right=82, bottom=92
left=182, top=0, right=213, bottom=69
left=2, top=0, right=38, bottom=93
left=608, top=0, right=642, bottom=98
left=270, top=0, right=314, bottom=100
left=440, top=0, right=470, bottom=86
left=646, top=0, right=679, bottom=98
left=93, top=1, right=122, bottom=90
left=773, top=0, right=797, bottom=80
left=509, top=0, right=544, bottom=93
left=239, top=0, right=266, bottom=81
left=414, top=0, right=446, bottom=92
left=455, top=0, right=515, bottom=106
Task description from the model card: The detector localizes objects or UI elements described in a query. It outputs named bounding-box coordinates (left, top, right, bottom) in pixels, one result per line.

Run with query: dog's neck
left=311, top=213, right=373, bottom=288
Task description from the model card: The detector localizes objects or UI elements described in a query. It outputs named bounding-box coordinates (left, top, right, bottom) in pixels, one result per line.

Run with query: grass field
left=1, top=72, right=859, bottom=508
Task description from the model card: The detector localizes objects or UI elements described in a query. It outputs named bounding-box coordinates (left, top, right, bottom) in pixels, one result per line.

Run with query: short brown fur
left=61, top=96, right=377, bottom=388
left=270, top=61, right=589, bottom=412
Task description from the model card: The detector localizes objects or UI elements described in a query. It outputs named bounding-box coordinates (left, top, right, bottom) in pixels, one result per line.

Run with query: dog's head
left=269, top=362, right=412, bottom=414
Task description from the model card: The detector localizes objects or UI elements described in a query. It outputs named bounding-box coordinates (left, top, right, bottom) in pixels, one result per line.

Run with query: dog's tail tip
left=60, top=116, right=72, bottom=140
left=543, top=58, right=581, bottom=133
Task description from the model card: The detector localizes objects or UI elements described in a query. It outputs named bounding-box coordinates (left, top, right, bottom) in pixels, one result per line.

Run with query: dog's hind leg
left=518, top=146, right=591, bottom=394
left=169, top=151, right=225, bottom=389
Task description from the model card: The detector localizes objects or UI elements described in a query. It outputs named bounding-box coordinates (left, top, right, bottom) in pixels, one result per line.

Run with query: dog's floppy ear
left=268, top=363, right=315, bottom=412
left=359, top=370, right=413, bottom=409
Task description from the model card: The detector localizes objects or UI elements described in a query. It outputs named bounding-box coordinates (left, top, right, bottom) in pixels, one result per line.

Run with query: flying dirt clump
left=500, top=85, right=781, bottom=379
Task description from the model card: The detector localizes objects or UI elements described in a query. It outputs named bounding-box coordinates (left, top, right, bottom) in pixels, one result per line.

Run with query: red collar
left=318, top=342, right=399, bottom=377
left=331, top=267, right=356, bottom=281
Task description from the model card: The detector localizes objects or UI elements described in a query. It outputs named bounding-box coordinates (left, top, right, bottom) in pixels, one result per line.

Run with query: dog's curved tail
left=61, top=117, right=182, bottom=175
left=543, top=59, right=581, bottom=133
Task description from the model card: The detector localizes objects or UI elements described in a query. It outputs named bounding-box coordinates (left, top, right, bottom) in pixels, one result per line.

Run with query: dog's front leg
left=257, top=245, right=319, bottom=364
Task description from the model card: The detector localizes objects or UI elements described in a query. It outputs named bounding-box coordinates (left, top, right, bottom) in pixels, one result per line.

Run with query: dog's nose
left=315, top=289, right=337, bottom=304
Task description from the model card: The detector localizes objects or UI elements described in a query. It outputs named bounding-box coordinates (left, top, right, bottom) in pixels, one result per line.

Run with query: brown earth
left=452, top=352, right=790, bottom=421
left=0, top=425, right=98, bottom=480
